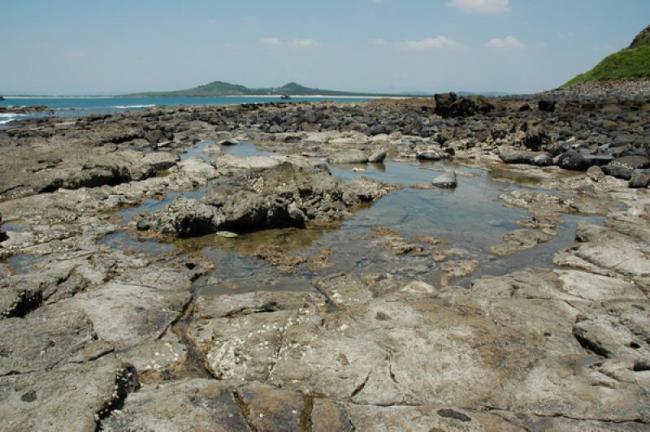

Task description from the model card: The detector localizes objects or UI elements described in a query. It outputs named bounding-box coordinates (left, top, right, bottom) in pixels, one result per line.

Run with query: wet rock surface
left=0, top=85, right=649, bottom=431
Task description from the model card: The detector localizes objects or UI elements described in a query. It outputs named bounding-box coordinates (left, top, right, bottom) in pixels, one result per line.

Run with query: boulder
left=327, top=150, right=369, bottom=164
left=629, top=169, right=650, bottom=188
left=532, top=152, right=553, bottom=167
left=602, top=156, right=649, bottom=180
left=586, top=165, right=606, bottom=182
left=432, top=171, right=457, bottom=189
left=218, top=138, right=240, bottom=146
left=613, top=155, right=650, bottom=170
left=583, top=154, right=614, bottom=166
left=368, top=149, right=387, bottom=163
left=499, top=149, right=551, bottom=166
left=416, top=146, right=450, bottom=161
left=137, top=196, right=220, bottom=237
left=538, top=100, right=556, bottom=112
left=558, top=150, right=589, bottom=171
left=602, top=163, right=634, bottom=180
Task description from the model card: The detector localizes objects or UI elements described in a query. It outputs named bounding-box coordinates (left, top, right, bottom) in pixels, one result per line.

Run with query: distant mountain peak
left=277, top=82, right=309, bottom=91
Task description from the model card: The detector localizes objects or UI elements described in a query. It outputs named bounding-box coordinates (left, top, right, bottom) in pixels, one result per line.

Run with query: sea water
left=0, top=95, right=370, bottom=126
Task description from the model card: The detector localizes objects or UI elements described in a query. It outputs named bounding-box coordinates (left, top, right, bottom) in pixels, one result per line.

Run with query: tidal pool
left=98, top=141, right=601, bottom=296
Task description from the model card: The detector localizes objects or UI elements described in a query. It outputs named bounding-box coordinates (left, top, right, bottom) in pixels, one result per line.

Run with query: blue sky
left=1, top=0, right=649, bottom=94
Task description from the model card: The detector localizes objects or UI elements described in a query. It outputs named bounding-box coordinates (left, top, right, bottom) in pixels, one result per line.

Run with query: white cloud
left=447, top=0, right=510, bottom=14
left=403, top=36, right=463, bottom=50
left=259, top=37, right=318, bottom=48
left=485, top=36, right=524, bottom=49
left=289, top=39, right=319, bottom=48
left=370, top=38, right=387, bottom=46
left=259, top=37, right=283, bottom=46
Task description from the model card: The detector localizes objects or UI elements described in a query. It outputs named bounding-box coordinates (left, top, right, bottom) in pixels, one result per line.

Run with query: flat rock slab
left=100, top=379, right=251, bottom=432
left=66, top=265, right=193, bottom=349
left=0, top=359, right=129, bottom=432
left=0, top=304, right=107, bottom=376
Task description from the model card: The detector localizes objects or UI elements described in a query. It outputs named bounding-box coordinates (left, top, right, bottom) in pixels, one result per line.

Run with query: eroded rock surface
left=0, top=87, right=649, bottom=431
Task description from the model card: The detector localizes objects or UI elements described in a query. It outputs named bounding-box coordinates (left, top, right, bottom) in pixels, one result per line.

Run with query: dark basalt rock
left=434, top=93, right=495, bottom=118
left=558, top=150, right=590, bottom=171
left=603, top=155, right=650, bottom=180
left=603, top=164, right=634, bottom=180
left=583, top=154, right=614, bottom=166
left=538, top=100, right=556, bottom=112
left=523, top=130, right=551, bottom=151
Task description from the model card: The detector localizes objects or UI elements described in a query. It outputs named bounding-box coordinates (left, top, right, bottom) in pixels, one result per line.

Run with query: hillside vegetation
left=564, top=25, right=650, bottom=86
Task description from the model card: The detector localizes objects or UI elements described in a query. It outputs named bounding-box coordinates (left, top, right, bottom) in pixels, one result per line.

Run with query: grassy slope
left=564, top=40, right=650, bottom=86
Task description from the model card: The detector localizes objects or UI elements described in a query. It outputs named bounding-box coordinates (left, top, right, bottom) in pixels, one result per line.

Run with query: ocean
left=0, top=95, right=371, bottom=126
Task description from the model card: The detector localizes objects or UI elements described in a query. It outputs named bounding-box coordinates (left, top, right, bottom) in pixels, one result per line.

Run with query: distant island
left=122, top=81, right=511, bottom=98
left=123, top=81, right=404, bottom=98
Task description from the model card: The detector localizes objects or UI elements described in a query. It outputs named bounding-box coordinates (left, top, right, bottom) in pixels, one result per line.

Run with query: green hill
left=564, top=25, right=650, bottom=86
left=125, top=81, right=385, bottom=97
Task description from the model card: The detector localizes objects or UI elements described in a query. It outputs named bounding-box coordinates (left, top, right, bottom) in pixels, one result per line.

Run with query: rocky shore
left=0, top=86, right=649, bottom=431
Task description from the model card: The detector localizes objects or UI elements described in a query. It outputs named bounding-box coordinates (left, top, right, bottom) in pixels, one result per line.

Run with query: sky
left=1, top=0, right=649, bottom=95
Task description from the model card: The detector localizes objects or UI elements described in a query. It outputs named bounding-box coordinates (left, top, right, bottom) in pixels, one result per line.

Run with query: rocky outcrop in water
left=137, top=159, right=392, bottom=237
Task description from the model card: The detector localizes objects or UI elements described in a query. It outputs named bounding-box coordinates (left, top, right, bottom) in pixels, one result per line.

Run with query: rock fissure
left=94, top=364, right=140, bottom=432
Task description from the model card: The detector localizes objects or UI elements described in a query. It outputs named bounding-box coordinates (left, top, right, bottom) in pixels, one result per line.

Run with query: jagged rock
left=434, top=93, right=495, bottom=118
left=139, top=162, right=390, bottom=237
